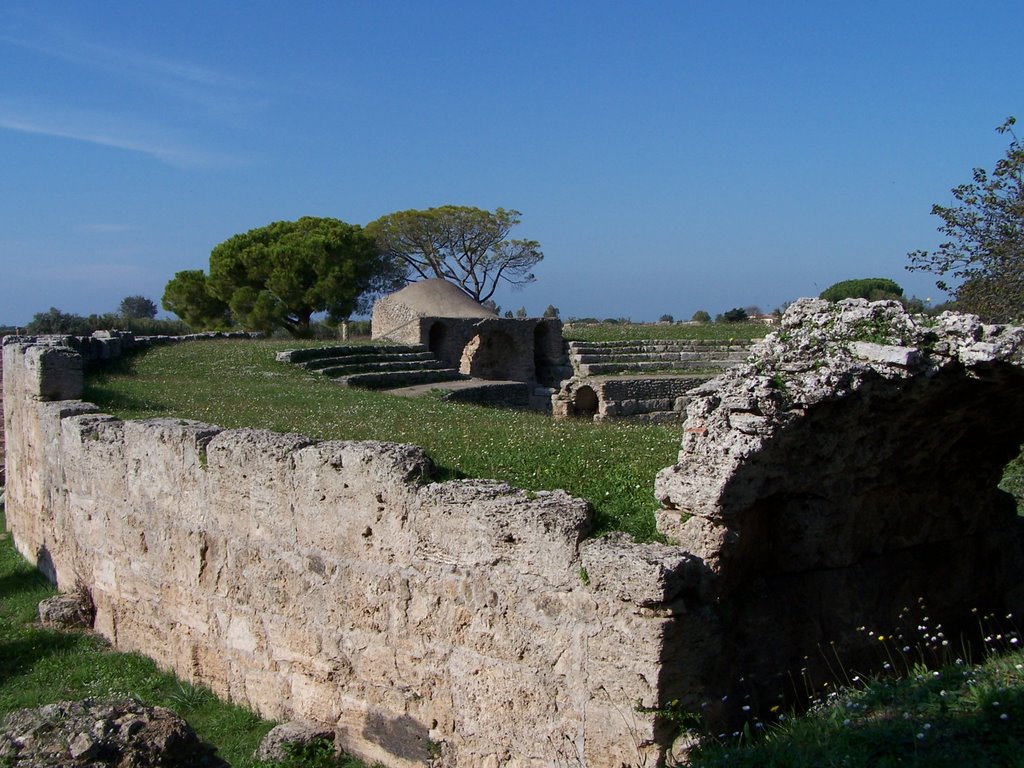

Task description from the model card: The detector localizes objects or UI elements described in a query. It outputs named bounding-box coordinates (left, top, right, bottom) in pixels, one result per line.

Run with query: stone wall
left=655, top=299, right=1024, bottom=718
left=568, top=339, right=751, bottom=377
left=552, top=375, right=708, bottom=423
left=6, top=300, right=1024, bottom=765
left=2, top=338, right=680, bottom=768
left=0, top=342, right=5, bottom=487
left=0, top=330, right=252, bottom=490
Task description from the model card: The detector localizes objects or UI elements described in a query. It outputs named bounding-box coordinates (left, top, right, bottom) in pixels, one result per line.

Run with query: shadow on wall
left=360, top=711, right=433, bottom=763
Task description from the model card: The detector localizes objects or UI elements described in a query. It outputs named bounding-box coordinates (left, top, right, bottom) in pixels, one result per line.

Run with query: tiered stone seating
left=568, top=339, right=750, bottom=377
left=554, top=338, right=754, bottom=423
left=276, top=344, right=467, bottom=390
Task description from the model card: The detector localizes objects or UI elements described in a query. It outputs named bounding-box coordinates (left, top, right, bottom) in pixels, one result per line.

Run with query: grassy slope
left=82, top=339, right=680, bottom=540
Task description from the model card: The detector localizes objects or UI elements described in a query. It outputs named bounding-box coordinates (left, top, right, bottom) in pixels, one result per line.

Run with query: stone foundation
left=553, top=375, right=709, bottom=423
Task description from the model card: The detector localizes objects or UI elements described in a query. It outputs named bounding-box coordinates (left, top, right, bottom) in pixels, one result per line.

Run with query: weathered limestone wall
left=2, top=338, right=682, bottom=768
left=553, top=375, right=708, bottom=423
left=568, top=339, right=752, bottom=377
left=27, top=329, right=259, bottom=364
left=655, top=298, right=1024, bottom=717
left=371, top=300, right=424, bottom=346
left=0, top=343, right=5, bottom=487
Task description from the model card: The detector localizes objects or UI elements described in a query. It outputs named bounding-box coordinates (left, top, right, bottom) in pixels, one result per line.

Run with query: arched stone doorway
left=534, top=322, right=553, bottom=370
left=653, top=298, right=1024, bottom=731
left=572, top=385, right=599, bottom=418
left=427, top=322, right=447, bottom=357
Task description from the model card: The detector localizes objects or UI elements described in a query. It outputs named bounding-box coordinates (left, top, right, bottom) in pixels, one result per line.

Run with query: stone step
left=320, top=359, right=450, bottom=378
left=342, top=368, right=468, bottom=390
left=568, top=339, right=748, bottom=352
left=304, top=351, right=436, bottom=372
left=276, top=344, right=426, bottom=364
left=578, top=361, right=736, bottom=376
left=569, top=344, right=749, bottom=357
left=597, top=410, right=682, bottom=425
left=573, top=351, right=736, bottom=364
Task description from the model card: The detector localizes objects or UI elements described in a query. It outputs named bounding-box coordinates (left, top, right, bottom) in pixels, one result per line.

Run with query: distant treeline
left=10, top=307, right=373, bottom=341
left=20, top=308, right=191, bottom=337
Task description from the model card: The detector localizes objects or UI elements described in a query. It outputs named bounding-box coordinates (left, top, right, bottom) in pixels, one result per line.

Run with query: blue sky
left=1, top=1, right=1021, bottom=325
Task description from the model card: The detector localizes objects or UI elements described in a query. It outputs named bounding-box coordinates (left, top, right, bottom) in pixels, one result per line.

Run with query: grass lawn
left=686, top=636, right=1024, bottom=767
left=82, top=338, right=681, bottom=541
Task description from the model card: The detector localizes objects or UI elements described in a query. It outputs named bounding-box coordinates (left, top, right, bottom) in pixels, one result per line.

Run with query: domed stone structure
left=371, top=279, right=570, bottom=389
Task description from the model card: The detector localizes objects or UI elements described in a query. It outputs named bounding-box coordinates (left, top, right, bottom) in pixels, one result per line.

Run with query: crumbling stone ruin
left=655, top=298, right=1024, bottom=718
left=3, top=339, right=675, bottom=767
left=4, top=298, right=1024, bottom=766
left=554, top=375, right=708, bottom=423
left=567, top=338, right=751, bottom=378
left=553, top=338, right=753, bottom=422
left=372, top=279, right=571, bottom=391
left=0, top=329, right=251, bottom=490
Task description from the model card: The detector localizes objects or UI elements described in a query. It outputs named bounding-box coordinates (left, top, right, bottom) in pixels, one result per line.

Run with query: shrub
left=717, top=308, right=749, bottom=323
left=820, top=278, right=904, bottom=302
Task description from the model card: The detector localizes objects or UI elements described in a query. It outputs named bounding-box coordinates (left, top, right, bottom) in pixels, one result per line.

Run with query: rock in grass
left=0, top=698, right=227, bottom=767
left=38, top=589, right=95, bottom=629
left=255, top=721, right=336, bottom=762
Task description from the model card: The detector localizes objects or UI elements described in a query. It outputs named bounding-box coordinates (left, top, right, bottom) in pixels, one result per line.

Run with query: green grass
left=1001, top=453, right=1024, bottom=513
left=563, top=320, right=771, bottom=342
left=674, top=602, right=1024, bottom=767
left=0, top=502, right=365, bottom=767
left=83, top=339, right=681, bottom=540
left=686, top=646, right=1024, bottom=768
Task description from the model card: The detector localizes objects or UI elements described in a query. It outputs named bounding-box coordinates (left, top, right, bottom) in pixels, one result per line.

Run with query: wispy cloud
left=3, top=30, right=246, bottom=87
left=0, top=13, right=265, bottom=165
left=0, top=100, right=250, bottom=168
left=0, top=19, right=265, bottom=116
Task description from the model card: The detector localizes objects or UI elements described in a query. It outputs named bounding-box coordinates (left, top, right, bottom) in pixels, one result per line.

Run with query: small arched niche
left=572, top=385, right=599, bottom=418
